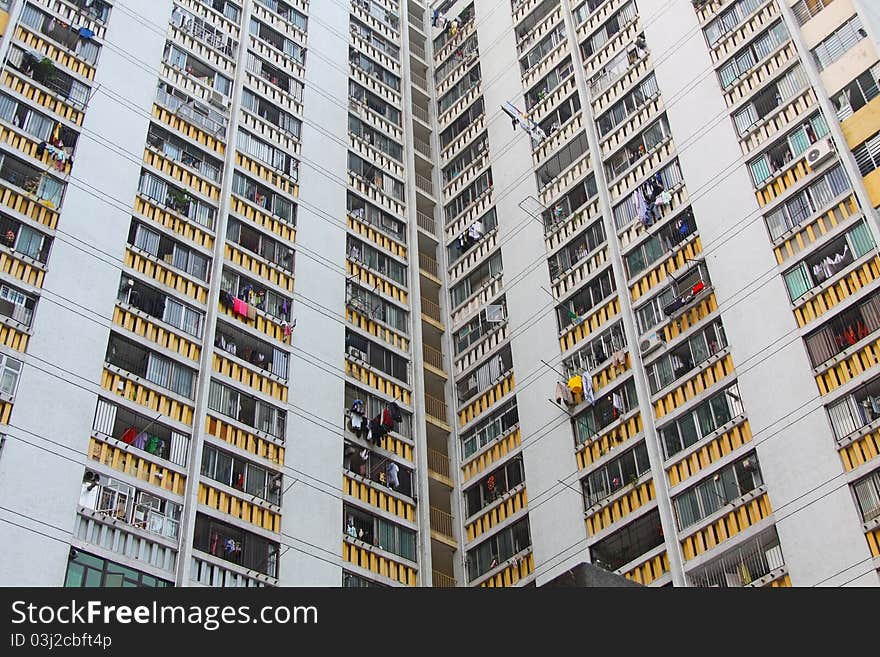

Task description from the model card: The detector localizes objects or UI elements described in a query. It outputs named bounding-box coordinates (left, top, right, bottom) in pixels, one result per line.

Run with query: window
left=448, top=208, right=498, bottom=263
left=344, top=383, right=413, bottom=439
left=582, top=441, right=650, bottom=508
left=536, top=131, right=589, bottom=189
left=764, top=164, right=851, bottom=240
left=542, top=172, right=597, bottom=230
left=791, top=0, right=834, bottom=25
left=347, top=237, right=407, bottom=285
left=605, top=116, right=671, bottom=181
left=0, top=353, right=22, bottom=396
left=237, top=129, right=298, bottom=180
left=624, top=208, right=696, bottom=279
left=852, top=468, right=880, bottom=522
left=673, top=453, right=763, bottom=529
left=804, top=286, right=880, bottom=368
left=733, top=64, right=808, bottom=136
left=812, top=16, right=866, bottom=72
left=548, top=217, right=606, bottom=280
left=556, top=267, right=615, bottom=330
left=241, top=89, right=301, bottom=139
left=830, top=65, right=880, bottom=122
left=466, top=517, right=531, bottom=581
left=346, top=281, right=408, bottom=333
left=703, top=0, right=761, bottom=47
left=232, top=172, right=295, bottom=224
left=718, top=21, right=789, bottom=89
left=65, top=551, right=170, bottom=588
left=343, top=504, right=416, bottom=561
left=597, top=74, right=659, bottom=137
left=562, top=321, right=626, bottom=377
left=580, top=1, right=636, bottom=61
left=202, top=443, right=282, bottom=504
left=193, top=513, right=279, bottom=577
left=748, top=113, right=829, bottom=186
left=613, top=159, right=683, bottom=230
left=208, top=380, right=286, bottom=439
left=520, top=24, right=565, bottom=73
left=440, top=98, right=484, bottom=150
left=349, top=80, right=401, bottom=126
left=782, top=222, right=874, bottom=302
left=349, top=115, right=403, bottom=162
left=465, top=456, right=525, bottom=516
left=347, top=192, right=406, bottom=243
left=645, top=319, right=727, bottom=394
left=660, top=383, right=744, bottom=458
left=345, top=330, right=409, bottom=383
left=444, top=169, right=492, bottom=224
left=454, top=297, right=507, bottom=355
left=348, top=152, right=404, bottom=201
left=461, top=399, right=519, bottom=459
left=853, top=129, right=880, bottom=177
left=438, top=64, right=481, bottom=115
left=456, top=347, right=512, bottom=404
left=349, top=48, right=400, bottom=91
left=826, top=371, right=880, bottom=440
left=450, top=251, right=503, bottom=309
left=572, top=378, right=637, bottom=444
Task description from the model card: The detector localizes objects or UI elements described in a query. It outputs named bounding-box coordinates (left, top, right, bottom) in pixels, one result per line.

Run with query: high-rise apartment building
left=0, top=0, right=877, bottom=588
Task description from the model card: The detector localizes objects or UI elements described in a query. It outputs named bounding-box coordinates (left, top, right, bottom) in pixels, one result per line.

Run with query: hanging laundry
left=350, top=399, right=365, bottom=438
left=567, top=374, right=583, bottom=397
left=555, top=381, right=574, bottom=407
left=389, top=401, right=402, bottom=423
left=612, top=350, right=626, bottom=369
left=232, top=297, right=248, bottom=318
left=633, top=189, right=651, bottom=227
left=133, top=431, right=149, bottom=450
left=246, top=304, right=257, bottom=321
left=612, top=392, right=624, bottom=418
left=582, top=372, right=595, bottom=407
left=654, top=190, right=673, bottom=206
left=120, top=427, right=137, bottom=444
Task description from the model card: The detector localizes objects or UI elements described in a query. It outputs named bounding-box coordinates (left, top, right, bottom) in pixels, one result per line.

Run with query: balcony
left=427, top=448, right=452, bottom=487
left=432, top=570, right=456, bottom=587
left=430, top=506, right=456, bottom=547
left=425, top=393, right=449, bottom=427
left=686, top=528, right=787, bottom=587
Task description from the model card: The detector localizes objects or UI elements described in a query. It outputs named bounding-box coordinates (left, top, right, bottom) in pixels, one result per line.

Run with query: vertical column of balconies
left=341, top=0, right=423, bottom=587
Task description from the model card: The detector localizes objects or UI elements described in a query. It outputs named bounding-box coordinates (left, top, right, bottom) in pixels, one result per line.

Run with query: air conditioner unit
left=805, top=138, right=835, bottom=169
left=640, top=332, right=664, bottom=356
left=208, top=90, right=229, bottom=110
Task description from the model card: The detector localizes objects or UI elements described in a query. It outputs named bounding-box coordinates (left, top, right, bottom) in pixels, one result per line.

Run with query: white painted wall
left=0, top=0, right=173, bottom=585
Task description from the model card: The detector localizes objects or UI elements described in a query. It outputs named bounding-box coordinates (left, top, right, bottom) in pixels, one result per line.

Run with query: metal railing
left=427, top=448, right=450, bottom=479
left=416, top=173, right=434, bottom=195
left=432, top=570, right=456, bottom=587
left=412, top=103, right=430, bottom=124
left=421, top=298, right=442, bottom=322
left=420, top=252, right=439, bottom=278
left=430, top=507, right=454, bottom=539
left=410, top=40, right=426, bottom=60
left=417, top=211, right=436, bottom=235
left=411, top=71, right=428, bottom=90
left=155, top=87, right=227, bottom=135
left=423, top=343, right=443, bottom=370
left=414, top=137, right=431, bottom=158
left=425, top=394, right=447, bottom=422
left=687, top=531, right=785, bottom=588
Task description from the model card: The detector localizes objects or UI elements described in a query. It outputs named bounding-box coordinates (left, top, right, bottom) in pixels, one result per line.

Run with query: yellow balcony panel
left=768, top=574, right=792, bottom=587
left=0, top=123, right=72, bottom=175
left=0, top=398, right=12, bottom=423
left=0, top=11, right=8, bottom=35
left=816, top=336, right=880, bottom=396
left=577, top=414, right=643, bottom=471
left=134, top=196, right=215, bottom=250
left=217, top=301, right=290, bottom=345
left=588, top=354, right=632, bottom=394
left=205, top=414, right=284, bottom=465
left=229, top=196, right=295, bottom=243
left=755, top=160, right=812, bottom=208
left=152, top=104, right=225, bottom=155
left=0, top=321, right=28, bottom=353
left=653, top=353, right=737, bottom=420
left=478, top=551, right=534, bottom=587
left=1, top=70, right=83, bottom=125
left=842, top=95, right=880, bottom=151
left=666, top=419, right=752, bottom=487
left=458, top=373, right=515, bottom=427
left=867, top=527, right=880, bottom=557
left=198, top=482, right=281, bottom=533
left=342, top=539, right=417, bottom=586
left=16, top=25, right=95, bottom=80
left=112, top=306, right=201, bottom=363
left=630, top=236, right=703, bottom=302
left=345, top=360, right=411, bottom=406
left=125, top=249, right=208, bottom=304
left=559, top=296, right=621, bottom=352
left=794, top=256, right=880, bottom=328
left=585, top=479, right=656, bottom=536
left=462, top=428, right=521, bottom=483
left=465, top=488, right=528, bottom=542
left=234, top=152, right=298, bottom=198
left=622, top=550, right=670, bottom=586
left=347, top=260, right=407, bottom=306
left=680, top=491, right=773, bottom=561
left=839, top=428, right=880, bottom=472
left=0, top=248, right=46, bottom=288
left=662, top=294, right=718, bottom=342
left=0, top=181, right=59, bottom=229
left=343, top=474, right=415, bottom=522
left=100, top=369, right=194, bottom=426
left=864, top=169, right=880, bottom=209
left=224, top=243, right=294, bottom=293
left=87, top=436, right=186, bottom=495
left=347, top=213, right=407, bottom=260
left=773, top=196, right=860, bottom=265
left=143, top=149, right=221, bottom=201
left=213, top=353, right=288, bottom=404
left=345, top=306, right=409, bottom=352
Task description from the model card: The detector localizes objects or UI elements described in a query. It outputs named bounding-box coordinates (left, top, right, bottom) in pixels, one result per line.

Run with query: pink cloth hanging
left=233, top=298, right=248, bottom=317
